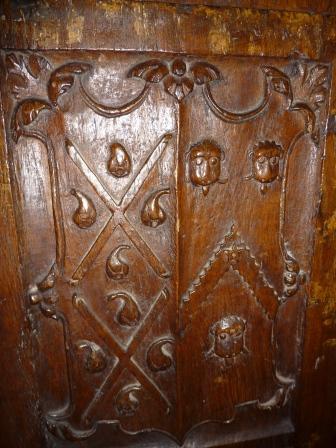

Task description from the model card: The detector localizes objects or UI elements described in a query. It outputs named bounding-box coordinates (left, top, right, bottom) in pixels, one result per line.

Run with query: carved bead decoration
left=283, top=252, right=305, bottom=297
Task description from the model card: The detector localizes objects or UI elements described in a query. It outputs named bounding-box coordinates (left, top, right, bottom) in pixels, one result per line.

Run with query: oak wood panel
left=1, top=2, right=336, bottom=448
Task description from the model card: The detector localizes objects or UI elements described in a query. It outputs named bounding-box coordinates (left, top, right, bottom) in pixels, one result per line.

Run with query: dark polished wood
left=0, top=1, right=336, bottom=447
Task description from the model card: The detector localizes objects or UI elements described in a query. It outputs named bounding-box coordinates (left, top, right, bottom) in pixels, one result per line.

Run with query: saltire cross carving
left=65, top=133, right=173, bottom=283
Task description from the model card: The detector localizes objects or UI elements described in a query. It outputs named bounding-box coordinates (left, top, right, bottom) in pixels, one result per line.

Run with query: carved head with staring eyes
left=188, top=140, right=224, bottom=196
left=210, top=316, right=246, bottom=359
left=248, top=141, right=283, bottom=194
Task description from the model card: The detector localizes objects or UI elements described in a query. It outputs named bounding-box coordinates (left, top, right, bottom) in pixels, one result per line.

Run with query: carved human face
left=252, top=145, right=282, bottom=184
left=212, top=316, right=245, bottom=359
left=189, top=141, right=222, bottom=195
left=108, top=143, right=131, bottom=178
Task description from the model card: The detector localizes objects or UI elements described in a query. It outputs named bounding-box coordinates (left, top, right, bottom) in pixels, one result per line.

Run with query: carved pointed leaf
left=297, top=63, right=329, bottom=110
left=128, top=59, right=169, bottom=83
left=7, top=73, right=28, bottom=95
left=307, top=65, right=329, bottom=109
left=164, top=75, right=194, bottom=101
left=107, top=292, right=141, bottom=327
left=71, top=189, right=96, bottom=228
left=25, top=53, right=51, bottom=78
left=5, top=53, right=28, bottom=96
left=5, top=53, right=24, bottom=72
left=190, top=62, right=221, bottom=85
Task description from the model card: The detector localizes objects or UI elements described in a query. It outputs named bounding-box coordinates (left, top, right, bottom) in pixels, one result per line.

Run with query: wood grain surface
left=0, top=2, right=336, bottom=447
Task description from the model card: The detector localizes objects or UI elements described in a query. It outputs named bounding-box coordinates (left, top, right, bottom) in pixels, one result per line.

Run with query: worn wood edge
left=0, top=1, right=328, bottom=60
left=0, top=66, right=45, bottom=447
left=140, top=0, right=336, bottom=15
left=293, top=55, right=336, bottom=445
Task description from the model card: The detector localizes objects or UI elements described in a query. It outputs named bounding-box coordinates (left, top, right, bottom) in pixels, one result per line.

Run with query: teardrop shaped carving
left=108, top=143, right=131, bottom=178
left=141, top=188, right=170, bottom=228
left=71, top=189, right=96, bottom=229
left=37, top=263, right=58, bottom=291
left=107, top=292, right=140, bottom=327
left=115, top=384, right=141, bottom=417
left=76, top=340, right=107, bottom=373
left=106, top=245, right=130, bottom=280
left=147, top=338, right=175, bottom=372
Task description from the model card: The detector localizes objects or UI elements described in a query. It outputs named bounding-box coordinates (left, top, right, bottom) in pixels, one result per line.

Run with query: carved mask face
left=252, top=145, right=282, bottom=184
left=189, top=141, right=222, bottom=195
left=212, top=316, right=245, bottom=359
left=108, top=143, right=131, bottom=178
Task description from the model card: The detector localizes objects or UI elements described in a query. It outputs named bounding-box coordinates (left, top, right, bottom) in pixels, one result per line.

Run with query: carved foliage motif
left=4, top=51, right=330, bottom=442
left=129, top=58, right=221, bottom=102
left=294, top=62, right=329, bottom=111
left=4, top=52, right=51, bottom=98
